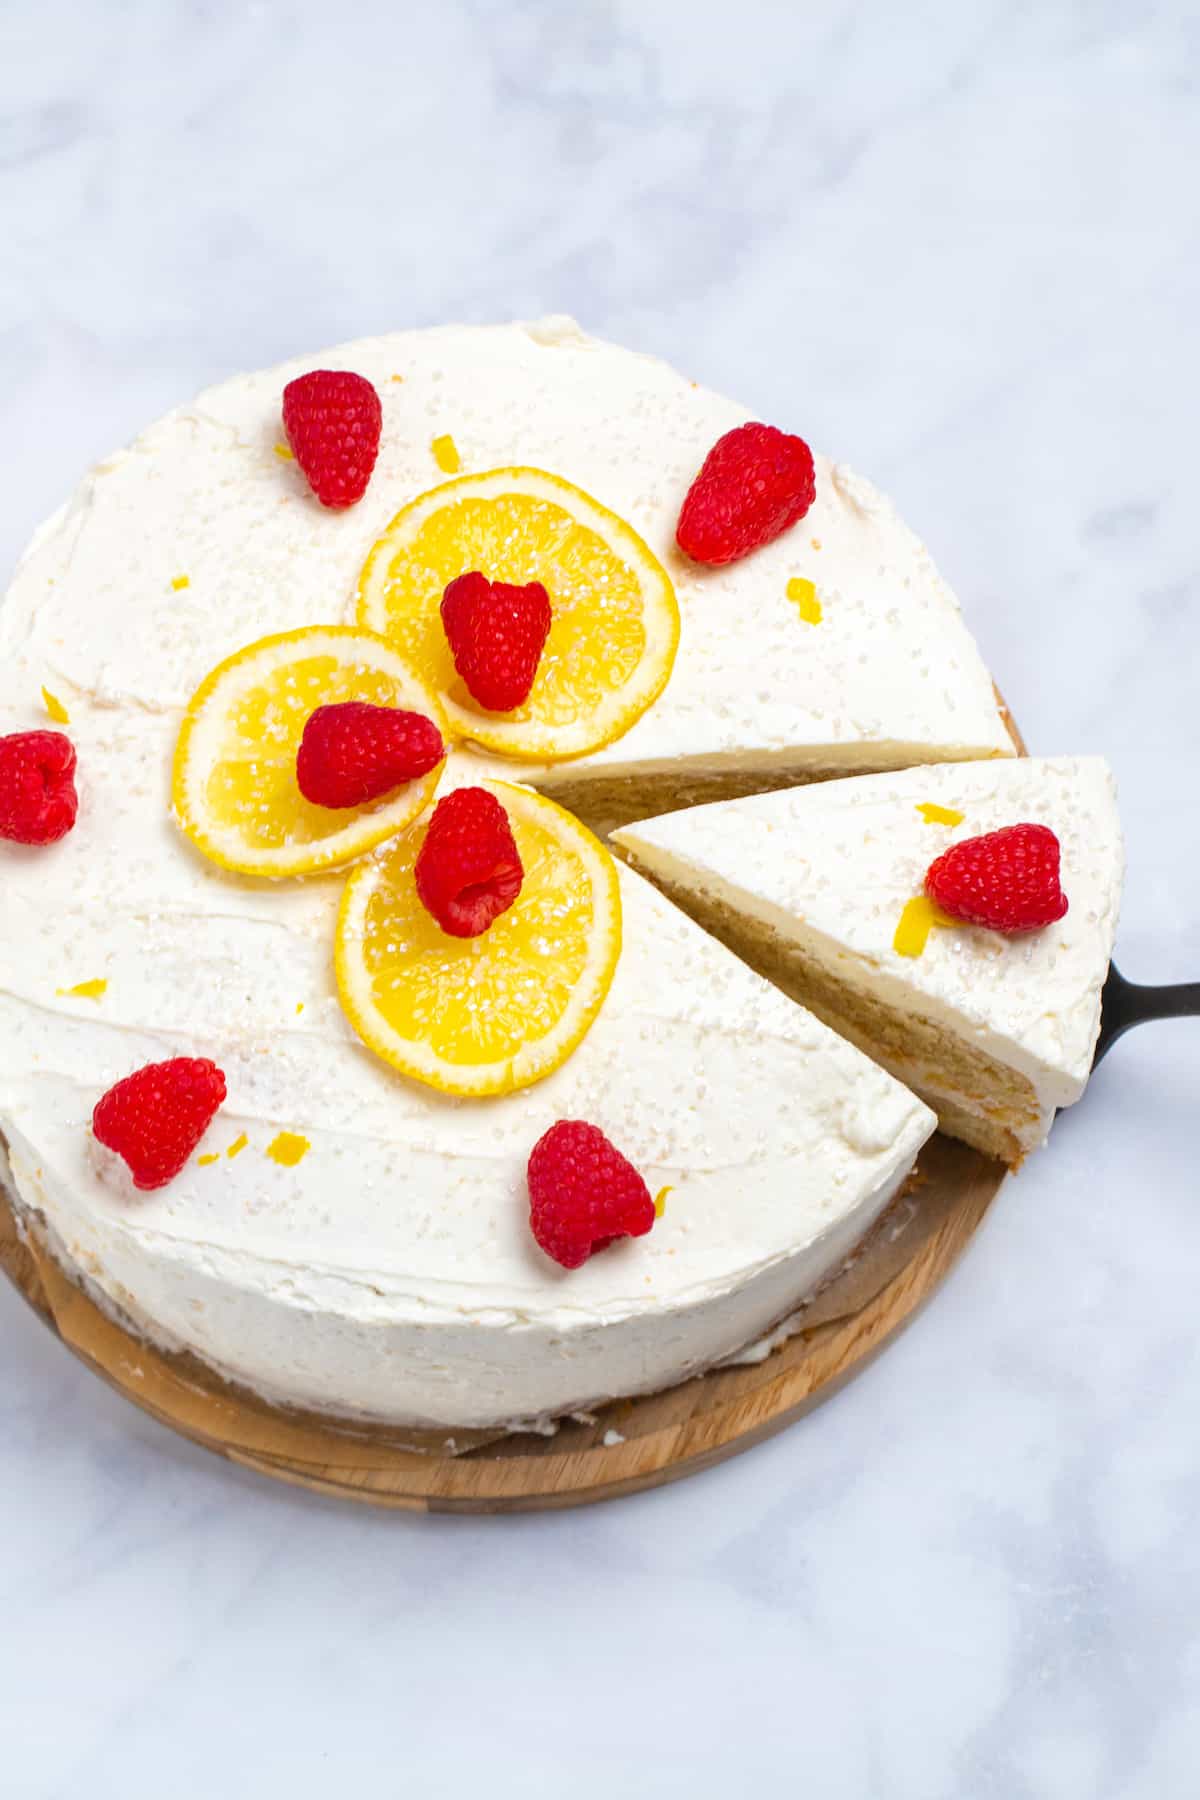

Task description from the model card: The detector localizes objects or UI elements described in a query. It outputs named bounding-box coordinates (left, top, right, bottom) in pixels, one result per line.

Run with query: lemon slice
left=355, top=467, right=680, bottom=761
left=335, top=780, right=621, bottom=1096
left=173, top=626, right=448, bottom=878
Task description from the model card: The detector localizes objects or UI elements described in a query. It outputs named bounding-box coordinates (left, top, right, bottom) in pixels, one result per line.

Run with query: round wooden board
left=0, top=1135, right=1005, bottom=1512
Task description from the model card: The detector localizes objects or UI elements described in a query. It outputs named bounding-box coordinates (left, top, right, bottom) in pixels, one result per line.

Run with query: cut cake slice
left=614, top=758, right=1123, bottom=1167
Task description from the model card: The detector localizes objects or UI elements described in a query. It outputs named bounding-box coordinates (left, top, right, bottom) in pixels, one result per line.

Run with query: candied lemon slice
left=173, top=626, right=447, bottom=878
left=335, top=780, right=621, bottom=1096
left=355, top=467, right=679, bottom=761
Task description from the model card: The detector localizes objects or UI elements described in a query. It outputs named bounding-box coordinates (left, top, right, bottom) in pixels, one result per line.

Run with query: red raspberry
left=527, top=1120, right=656, bottom=1270
left=0, top=730, right=78, bottom=845
left=676, top=421, right=816, bottom=566
left=282, top=369, right=382, bottom=508
left=925, top=823, right=1069, bottom=934
left=414, top=786, right=523, bottom=938
left=296, top=702, right=444, bottom=808
left=92, top=1057, right=227, bottom=1192
left=440, top=572, right=552, bottom=712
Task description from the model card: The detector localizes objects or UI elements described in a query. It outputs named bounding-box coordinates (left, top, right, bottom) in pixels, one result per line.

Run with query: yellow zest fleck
left=197, top=1153, right=219, bottom=1167
left=295, top=1002, right=305, bottom=1015
left=431, top=433, right=461, bottom=474
left=786, top=576, right=822, bottom=624
left=171, top=574, right=190, bottom=591
left=226, top=1132, right=249, bottom=1159
left=916, top=802, right=965, bottom=827
left=893, top=895, right=957, bottom=958
left=274, top=442, right=294, bottom=460
left=42, top=687, right=70, bottom=724
left=57, top=978, right=107, bottom=1001
left=390, top=374, right=404, bottom=383
left=654, top=1185, right=673, bottom=1219
left=267, top=1130, right=310, bottom=1168
left=810, top=537, right=822, bottom=551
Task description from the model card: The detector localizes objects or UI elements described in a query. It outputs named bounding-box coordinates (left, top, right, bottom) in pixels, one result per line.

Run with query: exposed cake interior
left=533, top=745, right=1011, bottom=839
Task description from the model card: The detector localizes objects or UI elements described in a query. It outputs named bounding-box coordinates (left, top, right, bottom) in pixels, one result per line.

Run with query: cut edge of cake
left=528, top=731, right=1017, bottom=841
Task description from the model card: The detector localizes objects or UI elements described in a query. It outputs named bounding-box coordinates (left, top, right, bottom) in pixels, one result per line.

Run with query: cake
left=614, top=758, right=1124, bottom=1167
left=0, top=319, right=1090, bottom=1436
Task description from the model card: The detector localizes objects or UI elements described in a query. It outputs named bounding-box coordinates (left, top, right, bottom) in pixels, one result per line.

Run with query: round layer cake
left=0, top=319, right=1022, bottom=1430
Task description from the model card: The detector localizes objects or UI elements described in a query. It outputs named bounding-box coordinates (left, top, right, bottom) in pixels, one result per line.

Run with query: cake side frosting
left=613, top=757, right=1124, bottom=1116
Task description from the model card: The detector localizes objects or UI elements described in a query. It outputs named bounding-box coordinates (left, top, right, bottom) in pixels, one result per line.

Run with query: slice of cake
left=0, top=815, right=935, bottom=1424
left=4, top=318, right=1014, bottom=836
left=614, top=758, right=1123, bottom=1167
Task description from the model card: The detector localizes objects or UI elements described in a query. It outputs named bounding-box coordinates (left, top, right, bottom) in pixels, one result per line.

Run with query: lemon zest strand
left=57, top=978, right=107, bottom=1001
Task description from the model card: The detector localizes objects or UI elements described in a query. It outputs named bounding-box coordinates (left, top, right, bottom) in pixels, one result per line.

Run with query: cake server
left=1093, top=963, right=1200, bottom=1065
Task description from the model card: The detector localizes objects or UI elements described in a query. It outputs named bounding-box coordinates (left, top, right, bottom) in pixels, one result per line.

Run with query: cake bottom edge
left=0, top=1131, right=929, bottom=1449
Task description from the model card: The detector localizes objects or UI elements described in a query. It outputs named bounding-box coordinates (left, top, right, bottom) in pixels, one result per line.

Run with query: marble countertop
left=2, top=3, right=1197, bottom=1794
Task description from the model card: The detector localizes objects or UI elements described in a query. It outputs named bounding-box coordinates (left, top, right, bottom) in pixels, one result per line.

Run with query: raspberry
left=440, top=572, right=552, bottom=712
left=295, top=702, right=444, bottom=809
left=925, top=822, right=1069, bottom=934
left=527, top=1120, right=656, bottom=1269
left=414, top=786, right=524, bottom=938
left=0, top=730, right=78, bottom=845
left=676, top=422, right=816, bottom=566
left=92, top=1057, right=227, bottom=1192
left=282, top=369, right=382, bottom=508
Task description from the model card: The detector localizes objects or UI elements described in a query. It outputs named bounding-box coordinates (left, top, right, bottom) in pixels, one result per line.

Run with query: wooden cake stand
left=0, top=704, right=1025, bottom=1512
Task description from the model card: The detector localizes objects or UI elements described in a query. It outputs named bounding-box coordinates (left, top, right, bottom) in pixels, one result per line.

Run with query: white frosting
left=614, top=757, right=1124, bottom=1139
left=0, top=314, right=958, bottom=1426
left=3, top=317, right=1012, bottom=784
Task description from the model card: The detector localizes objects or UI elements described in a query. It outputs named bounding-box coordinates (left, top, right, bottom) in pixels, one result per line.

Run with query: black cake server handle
left=1093, top=962, right=1200, bottom=1066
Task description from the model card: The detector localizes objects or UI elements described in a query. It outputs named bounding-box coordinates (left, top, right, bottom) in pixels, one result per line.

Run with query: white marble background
left=2, top=2, right=1198, bottom=1793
